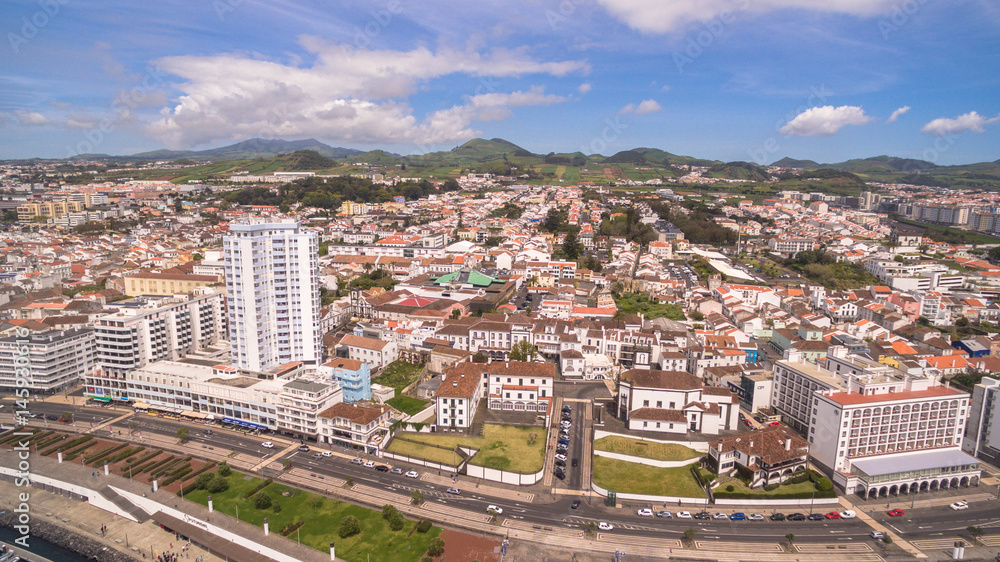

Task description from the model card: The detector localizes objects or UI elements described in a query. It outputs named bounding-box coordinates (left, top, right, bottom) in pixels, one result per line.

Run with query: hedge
left=64, top=439, right=102, bottom=461
left=88, top=443, right=129, bottom=466
left=107, top=446, right=145, bottom=465
left=150, top=457, right=189, bottom=479
left=179, top=461, right=215, bottom=484
left=162, top=466, right=193, bottom=487
left=125, top=449, right=162, bottom=467
left=713, top=489, right=837, bottom=500
left=40, top=434, right=91, bottom=456
left=243, top=478, right=273, bottom=499
left=0, top=427, right=35, bottom=446
left=135, top=455, right=177, bottom=476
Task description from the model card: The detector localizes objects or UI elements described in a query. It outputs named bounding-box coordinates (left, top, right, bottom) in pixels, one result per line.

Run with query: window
left=643, top=421, right=648, bottom=428
left=643, top=400, right=649, bottom=407
left=656, top=401, right=662, bottom=408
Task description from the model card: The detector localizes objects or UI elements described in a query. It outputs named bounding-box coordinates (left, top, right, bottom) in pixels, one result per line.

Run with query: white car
left=676, top=511, right=692, bottom=519
left=747, top=513, right=765, bottom=521
left=839, top=510, right=857, bottom=519
left=554, top=453, right=567, bottom=462
left=598, top=522, right=614, bottom=531
left=950, top=501, right=969, bottom=510
left=487, top=505, right=503, bottom=516
left=405, top=470, right=419, bottom=478
left=870, top=531, right=885, bottom=540
left=637, top=508, right=653, bottom=517
left=363, top=460, right=375, bottom=468
left=320, top=451, right=333, bottom=457
left=261, top=442, right=274, bottom=449
left=712, top=512, right=729, bottom=520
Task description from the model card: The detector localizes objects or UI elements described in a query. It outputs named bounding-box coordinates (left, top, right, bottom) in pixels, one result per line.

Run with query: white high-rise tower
left=224, top=220, right=322, bottom=372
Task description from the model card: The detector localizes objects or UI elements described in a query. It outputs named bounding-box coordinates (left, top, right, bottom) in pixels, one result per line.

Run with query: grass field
left=593, top=436, right=702, bottom=462
left=387, top=424, right=546, bottom=473
left=185, top=473, right=441, bottom=562
left=591, top=456, right=706, bottom=498
left=374, top=361, right=428, bottom=416
left=614, top=292, right=686, bottom=321
left=705, top=468, right=825, bottom=499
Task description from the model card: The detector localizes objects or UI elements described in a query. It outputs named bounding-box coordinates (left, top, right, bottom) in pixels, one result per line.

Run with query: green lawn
left=387, top=424, right=546, bottom=473
left=593, top=436, right=702, bottom=462
left=386, top=395, right=429, bottom=416
left=614, top=292, right=686, bottom=321
left=185, top=473, right=441, bottom=562
left=714, top=476, right=819, bottom=498
left=591, top=456, right=706, bottom=498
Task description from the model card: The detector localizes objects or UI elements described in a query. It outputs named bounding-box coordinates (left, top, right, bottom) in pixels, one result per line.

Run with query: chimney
left=785, top=438, right=791, bottom=451
left=749, top=440, right=753, bottom=449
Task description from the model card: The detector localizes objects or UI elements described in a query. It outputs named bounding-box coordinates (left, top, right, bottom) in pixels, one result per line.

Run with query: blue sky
left=1, top=0, right=998, bottom=164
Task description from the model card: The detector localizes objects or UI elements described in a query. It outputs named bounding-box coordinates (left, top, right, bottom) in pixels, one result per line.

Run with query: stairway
left=96, top=486, right=150, bottom=523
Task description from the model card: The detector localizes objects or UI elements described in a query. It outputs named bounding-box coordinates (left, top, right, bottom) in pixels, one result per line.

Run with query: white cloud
left=661, top=85, right=672, bottom=92
left=619, top=103, right=636, bottom=115
left=14, top=110, right=51, bottom=126
left=886, top=106, right=910, bottom=123
left=595, top=0, right=899, bottom=33
left=578, top=83, right=592, bottom=94
left=65, top=115, right=98, bottom=130
left=146, top=39, right=588, bottom=148
left=780, top=105, right=873, bottom=136
left=634, top=99, right=662, bottom=114
left=921, top=111, right=1000, bottom=136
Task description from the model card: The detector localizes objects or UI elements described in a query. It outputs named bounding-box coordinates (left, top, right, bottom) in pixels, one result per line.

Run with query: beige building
left=125, top=272, right=221, bottom=296
left=17, top=200, right=84, bottom=222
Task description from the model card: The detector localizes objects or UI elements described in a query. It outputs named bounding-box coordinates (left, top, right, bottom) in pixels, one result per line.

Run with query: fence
left=590, top=479, right=710, bottom=506
left=465, top=463, right=545, bottom=486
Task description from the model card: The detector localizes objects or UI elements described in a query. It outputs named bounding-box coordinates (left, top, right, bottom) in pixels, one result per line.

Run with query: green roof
left=434, top=271, right=461, bottom=285
left=467, top=270, right=498, bottom=287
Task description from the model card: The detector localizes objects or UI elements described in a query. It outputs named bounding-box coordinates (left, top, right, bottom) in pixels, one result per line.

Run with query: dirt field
left=434, top=529, right=500, bottom=562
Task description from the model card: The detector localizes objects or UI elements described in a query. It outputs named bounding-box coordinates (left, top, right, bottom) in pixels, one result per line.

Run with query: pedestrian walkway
left=839, top=495, right=927, bottom=558
left=695, top=540, right=783, bottom=553
left=89, top=411, right=134, bottom=435
left=0, top=478, right=224, bottom=562
left=542, top=397, right=562, bottom=488
left=910, top=537, right=968, bottom=550
left=249, top=442, right=298, bottom=472
left=795, top=543, right=875, bottom=553
left=420, top=471, right=536, bottom=502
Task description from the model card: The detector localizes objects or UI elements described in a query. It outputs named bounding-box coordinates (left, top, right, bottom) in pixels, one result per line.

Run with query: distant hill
left=772, top=157, right=820, bottom=168
left=129, top=138, right=363, bottom=161
left=605, top=147, right=716, bottom=167
left=708, top=161, right=770, bottom=181
left=771, top=155, right=936, bottom=173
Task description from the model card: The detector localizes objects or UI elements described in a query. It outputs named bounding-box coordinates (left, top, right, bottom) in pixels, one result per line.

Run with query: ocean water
left=0, top=527, right=88, bottom=562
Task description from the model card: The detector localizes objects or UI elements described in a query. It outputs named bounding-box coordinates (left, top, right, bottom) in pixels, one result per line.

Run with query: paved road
left=10, top=397, right=1000, bottom=547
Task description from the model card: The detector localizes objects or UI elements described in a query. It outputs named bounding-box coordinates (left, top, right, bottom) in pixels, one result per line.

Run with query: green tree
left=388, top=510, right=405, bottom=531
left=471, top=352, right=488, bottom=364
left=683, top=528, right=697, bottom=543
left=427, top=537, right=445, bottom=557
left=174, top=200, right=184, bottom=213
left=562, top=230, right=580, bottom=259
left=206, top=476, right=229, bottom=494
left=339, top=515, right=361, bottom=538
left=967, top=526, right=984, bottom=544
left=410, top=490, right=425, bottom=505
left=382, top=504, right=398, bottom=520
left=217, top=461, right=231, bottom=477
left=194, top=472, right=215, bottom=490
left=543, top=208, right=564, bottom=233
left=956, top=316, right=970, bottom=328
left=176, top=427, right=189, bottom=443
left=254, top=491, right=272, bottom=510
left=509, top=340, right=537, bottom=362
left=785, top=533, right=794, bottom=550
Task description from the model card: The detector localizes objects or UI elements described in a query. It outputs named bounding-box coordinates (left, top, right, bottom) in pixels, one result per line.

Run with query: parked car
left=729, top=512, right=746, bottom=521
left=363, top=460, right=375, bottom=468
left=839, top=510, right=857, bottom=519
left=571, top=500, right=580, bottom=509
left=747, top=513, right=765, bottom=521
left=555, top=460, right=566, bottom=468
left=312, top=452, right=324, bottom=458
left=405, top=470, right=419, bottom=478
left=886, top=509, right=905, bottom=517
left=656, top=511, right=672, bottom=518
left=374, top=465, right=390, bottom=472
left=446, top=487, right=461, bottom=495
left=261, top=442, right=274, bottom=449
left=350, top=458, right=363, bottom=465
left=390, top=467, right=404, bottom=475
left=712, top=512, right=729, bottom=520
left=824, top=512, right=841, bottom=519
left=768, top=421, right=780, bottom=427
left=555, top=453, right=567, bottom=462
left=950, top=501, right=969, bottom=510
left=676, top=511, right=692, bottom=519
left=554, top=471, right=566, bottom=480
left=770, top=513, right=786, bottom=521
left=557, top=438, right=570, bottom=446
left=807, top=513, right=825, bottom=521
left=637, top=508, right=653, bottom=517
left=787, top=513, right=806, bottom=521
left=694, top=512, right=711, bottom=520
left=598, top=522, right=614, bottom=531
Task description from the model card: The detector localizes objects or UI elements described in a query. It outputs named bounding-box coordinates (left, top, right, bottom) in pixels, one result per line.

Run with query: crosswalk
left=981, top=535, right=1000, bottom=547
left=910, top=537, right=968, bottom=550
left=795, top=543, right=874, bottom=553
left=695, top=541, right=783, bottom=552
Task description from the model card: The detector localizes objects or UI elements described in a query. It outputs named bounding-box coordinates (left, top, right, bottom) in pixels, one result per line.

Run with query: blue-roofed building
left=952, top=338, right=990, bottom=358
left=319, top=357, right=372, bottom=403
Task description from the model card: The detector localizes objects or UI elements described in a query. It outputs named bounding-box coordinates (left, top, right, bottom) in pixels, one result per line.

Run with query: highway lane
left=12, top=399, right=1000, bottom=545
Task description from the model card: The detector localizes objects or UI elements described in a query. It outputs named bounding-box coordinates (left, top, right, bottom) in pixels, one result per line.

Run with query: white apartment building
left=87, top=289, right=226, bottom=402
left=318, top=402, right=392, bottom=454
left=0, top=328, right=95, bottom=394
left=483, top=361, right=555, bottom=413
left=224, top=221, right=322, bottom=372
left=276, top=378, right=344, bottom=439
left=336, top=334, right=397, bottom=371
left=617, top=369, right=740, bottom=435
left=773, top=349, right=979, bottom=497
left=768, top=237, right=815, bottom=255
left=963, top=376, right=1000, bottom=465
left=434, top=363, right=485, bottom=430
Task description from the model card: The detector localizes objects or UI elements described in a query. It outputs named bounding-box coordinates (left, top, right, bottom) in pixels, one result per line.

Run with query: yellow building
left=124, top=272, right=220, bottom=296
left=339, top=201, right=366, bottom=215
left=17, top=200, right=84, bottom=223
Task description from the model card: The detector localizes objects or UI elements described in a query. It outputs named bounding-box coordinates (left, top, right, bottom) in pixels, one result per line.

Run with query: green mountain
left=772, top=157, right=820, bottom=168
left=605, top=147, right=716, bottom=167
left=708, top=161, right=770, bottom=181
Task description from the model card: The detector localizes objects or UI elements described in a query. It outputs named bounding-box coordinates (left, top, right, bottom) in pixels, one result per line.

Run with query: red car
left=768, top=421, right=780, bottom=427
left=887, top=509, right=905, bottom=517
left=824, top=512, right=842, bottom=519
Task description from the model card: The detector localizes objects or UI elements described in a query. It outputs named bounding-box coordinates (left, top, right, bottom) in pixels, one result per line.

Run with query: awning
left=132, top=402, right=150, bottom=409
left=91, top=396, right=112, bottom=402
left=149, top=512, right=275, bottom=562
left=221, top=417, right=269, bottom=430
left=182, top=411, right=208, bottom=419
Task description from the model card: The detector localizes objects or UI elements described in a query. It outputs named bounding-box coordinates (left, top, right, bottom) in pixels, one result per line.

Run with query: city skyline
left=1, top=1, right=998, bottom=164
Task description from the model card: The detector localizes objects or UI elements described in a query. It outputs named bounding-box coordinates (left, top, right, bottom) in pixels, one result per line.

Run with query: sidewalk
left=838, top=495, right=926, bottom=559
left=0, top=478, right=224, bottom=562
left=420, top=471, right=536, bottom=503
